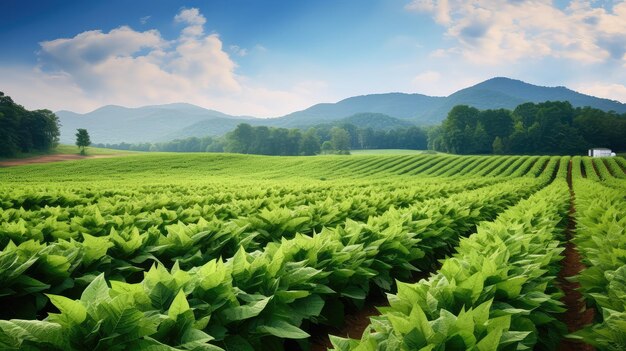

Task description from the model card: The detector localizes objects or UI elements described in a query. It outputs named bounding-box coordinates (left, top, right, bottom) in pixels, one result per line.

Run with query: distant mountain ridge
left=58, top=104, right=255, bottom=144
left=57, top=77, right=626, bottom=144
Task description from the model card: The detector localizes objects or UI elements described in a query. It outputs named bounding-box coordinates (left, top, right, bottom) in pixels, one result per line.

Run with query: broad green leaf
left=46, top=294, right=87, bottom=324
left=82, top=234, right=113, bottom=265
left=256, top=319, right=309, bottom=339
left=168, top=290, right=190, bottom=320
left=0, top=319, right=64, bottom=348
left=81, top=274, right=110, bottom=313
left=476, top=327, right=503, bottom=351
left=222, top=296, right=271, bottom=322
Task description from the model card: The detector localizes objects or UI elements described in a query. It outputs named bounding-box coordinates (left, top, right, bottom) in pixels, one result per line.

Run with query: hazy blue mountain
left=425, top=77, right=626, bottom=120
left=270, top=77, right=626, bottom=128
left=336, top=113, right=415, bottom=130
left=158, top=117, right=253, bottom=141
left=57, top=77, right=626, bottom=144
left=57, top=104, right=252, bottom=144
left=269, top=93, right=443, bottom=128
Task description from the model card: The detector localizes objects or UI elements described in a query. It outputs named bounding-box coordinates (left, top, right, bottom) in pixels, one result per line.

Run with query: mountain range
left=57, top=77, right=626, bottom=144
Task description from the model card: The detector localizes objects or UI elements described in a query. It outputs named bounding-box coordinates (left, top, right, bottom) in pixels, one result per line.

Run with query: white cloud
left=406, top=0, right=626, bottom=65
left=0, top=66, right=98, bottom=112
left=174, top=8, right=206, bottom=26
left=3, top=8, right=324, bottom=117
left=575, top=82, right=626, bottom=103
left=174, top=8, right=206, bottom=37
left=406, top=0, right=451, bottom=25
left=140, top=16, right=151, bottom=25
left=39, top=26, right=166, bottom=91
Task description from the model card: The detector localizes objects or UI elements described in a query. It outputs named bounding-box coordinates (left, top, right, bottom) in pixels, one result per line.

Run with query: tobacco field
left=0, top=153, right=625, bottom=350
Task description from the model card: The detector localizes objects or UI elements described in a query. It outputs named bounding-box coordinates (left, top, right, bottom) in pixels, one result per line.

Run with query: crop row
left=569, top=177, right=626, bottom=350
left=1, top=177, right=504, bottom=246
left=283, top=154, right=549, bottom=179
left=0, top=173, right=552, bottom=349
left=330, top=179, right=571, bottom=350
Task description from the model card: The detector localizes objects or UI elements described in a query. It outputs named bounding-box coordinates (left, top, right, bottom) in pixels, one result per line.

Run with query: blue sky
left=1, top=0, right=625, bottom=116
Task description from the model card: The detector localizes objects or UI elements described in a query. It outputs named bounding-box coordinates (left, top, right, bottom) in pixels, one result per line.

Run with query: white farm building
left=588, top=148, right=616, bottom=157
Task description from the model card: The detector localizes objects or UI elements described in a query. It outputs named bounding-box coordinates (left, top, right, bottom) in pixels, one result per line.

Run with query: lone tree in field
left=75, top=128, right=91, bottom=155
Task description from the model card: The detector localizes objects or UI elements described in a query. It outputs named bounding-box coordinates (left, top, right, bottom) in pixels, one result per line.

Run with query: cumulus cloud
left=4, top=8, right=322, bottom=117
left=174, top=8, right=206, bottom=37
left=36, top=14, right=238, bottom=103
left=406, top=0, right=626, bottom=65
left=38, top=26, right=166, bottom=91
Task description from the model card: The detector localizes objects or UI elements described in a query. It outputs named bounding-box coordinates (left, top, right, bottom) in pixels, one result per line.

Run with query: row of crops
left=0, top=153, right=625, bottom=350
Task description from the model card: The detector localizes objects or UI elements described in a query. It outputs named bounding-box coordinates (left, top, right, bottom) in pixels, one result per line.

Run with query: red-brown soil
left=309, top=268, right=435, bottom=351
left=310, top=296, right=389, bottom=351
left=0, top=154, right=116, bottom=167
left=557, top=160, right=595, bottom=351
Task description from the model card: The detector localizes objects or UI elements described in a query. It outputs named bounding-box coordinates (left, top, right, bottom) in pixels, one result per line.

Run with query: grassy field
left=0, top=153, right=625, bottom=350
left=54, top=144, right=136, bottom=155
left=0, top=144, right=135, bottom=161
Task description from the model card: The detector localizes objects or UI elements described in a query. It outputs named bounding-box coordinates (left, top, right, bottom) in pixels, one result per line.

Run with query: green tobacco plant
left=569, top=178, right=626, bottom=350
left=331, top=181, right=569, bottom=350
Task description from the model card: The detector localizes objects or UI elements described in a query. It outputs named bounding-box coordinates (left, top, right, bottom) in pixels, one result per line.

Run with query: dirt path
left=557, top=160, right=595, bottom=351
left=0, top=154, right=117, bottom=167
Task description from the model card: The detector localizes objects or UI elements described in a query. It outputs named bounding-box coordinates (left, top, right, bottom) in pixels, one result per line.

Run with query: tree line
left=429, top=101, right=626, bottom=155
left=0, top=92, right=60, bottom=157
left=97, top=101, right=626, bottom=156
left=95, top=123, right=429, bottom=155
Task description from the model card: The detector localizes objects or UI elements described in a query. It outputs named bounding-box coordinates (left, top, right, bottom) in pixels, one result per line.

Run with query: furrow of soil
left=309, top=268, right=435, bottom=351
left=307, top=178, right=552, bottom=351
left=557, top=160, right=595, bottom=351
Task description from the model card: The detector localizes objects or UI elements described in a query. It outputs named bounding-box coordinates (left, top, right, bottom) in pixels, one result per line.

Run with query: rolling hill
left=57, top=103, right=253, bottom=144
left=57, top=77, right=626, bottom=144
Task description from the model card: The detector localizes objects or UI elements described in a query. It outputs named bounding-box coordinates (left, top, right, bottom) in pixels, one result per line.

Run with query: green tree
left=478, top=109, right=513, bottom=140
left=75, top=128, right=91, bottom=155
left=300, top=128, right=321, bottom=155
left=330, top=127, right=351, bottom=154
left=225, top=123, right=254, bottom=153
left=472, top=122, right=491, bottom=154
left=0, top=92, right=60, bottom=157
left=440, top=105, right=480, bottom=154
left=492, top=136, right=505, bottom=154
left=321, top=141, right=334, bottom=154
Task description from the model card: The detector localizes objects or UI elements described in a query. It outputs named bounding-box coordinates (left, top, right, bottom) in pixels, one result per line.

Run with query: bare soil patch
left=0, top=154, right=116, bottom=167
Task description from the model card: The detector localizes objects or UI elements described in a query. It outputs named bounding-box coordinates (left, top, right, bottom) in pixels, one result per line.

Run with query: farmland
left=0, top=153, right=625, bottom=350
